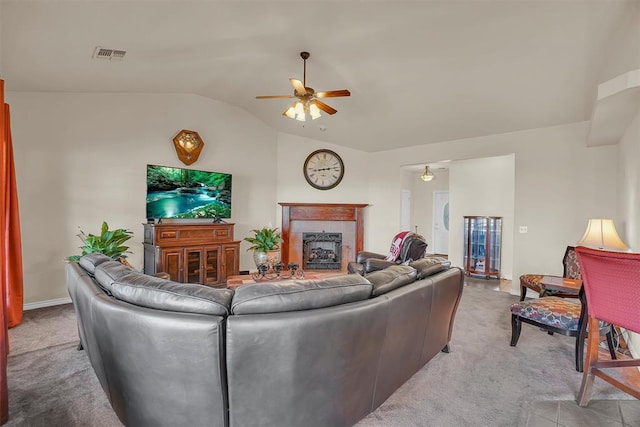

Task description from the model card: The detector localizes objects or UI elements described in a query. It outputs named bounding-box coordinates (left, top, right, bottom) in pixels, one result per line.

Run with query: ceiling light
left=309, top=103, right=321, bottom=120
left=284, top=105, right=296, bottom=119
left=283, top=100, right=322, bottom=122
left=421, top=166, right=435, bottom=182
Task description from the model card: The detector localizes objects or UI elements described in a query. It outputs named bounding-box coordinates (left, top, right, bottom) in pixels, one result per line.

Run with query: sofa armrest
left=364, top=258, right=397, bottom=274
left=356, top=251, right=387, bottom=264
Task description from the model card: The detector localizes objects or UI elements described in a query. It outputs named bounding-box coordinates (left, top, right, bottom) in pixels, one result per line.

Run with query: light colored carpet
left=5, top=284, right=635, bottom=426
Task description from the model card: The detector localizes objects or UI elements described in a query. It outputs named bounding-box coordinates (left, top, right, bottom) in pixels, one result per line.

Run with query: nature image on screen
left=146, top=165, right=232, bottom=219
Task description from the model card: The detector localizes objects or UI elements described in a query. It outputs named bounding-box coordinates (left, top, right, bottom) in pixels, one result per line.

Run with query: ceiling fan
left=256, top=51, right=350, bottom=121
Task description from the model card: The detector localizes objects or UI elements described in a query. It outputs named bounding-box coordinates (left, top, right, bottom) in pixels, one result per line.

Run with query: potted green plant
left=243, top=226, right=282, bottom=269
left=67, top=221, right=134, bottom=266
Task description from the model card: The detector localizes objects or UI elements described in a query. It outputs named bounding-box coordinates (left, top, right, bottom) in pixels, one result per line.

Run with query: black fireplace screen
left=302, top=232, right=342, bottom=270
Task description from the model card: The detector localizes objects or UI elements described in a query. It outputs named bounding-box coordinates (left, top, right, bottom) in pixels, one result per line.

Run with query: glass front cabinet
left=463, top=216, right=502, bottom=279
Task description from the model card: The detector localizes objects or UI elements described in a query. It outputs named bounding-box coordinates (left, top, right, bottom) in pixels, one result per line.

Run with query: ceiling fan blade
left=256, top=95, right=295, bottom=99
left=311, top=99, right=337, bottom=115
left=290, top=79, right=307, bottom=97
left=314, top=89, right=351, bottom=98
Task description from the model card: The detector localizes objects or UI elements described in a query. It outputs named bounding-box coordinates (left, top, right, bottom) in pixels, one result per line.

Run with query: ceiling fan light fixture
left=421, top=165, right=435, bottom=182
left=309, top=103, right=322, bottom=120
left=294, top=102, right=306, bottom=121
left=284, top=105, right=296, bottom=119
left=258, top=51, right=350, bottom=120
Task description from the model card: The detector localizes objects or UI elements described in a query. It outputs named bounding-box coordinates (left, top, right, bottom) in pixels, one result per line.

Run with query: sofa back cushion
left=365, top=265, right=417, bottom=297
left=231, top=274, right=372, bottom=315
left=94, top=260, right=134, bottom=292
left=109, top=273, right=233, bottom=316
left=409, top=257, right=451, bottom=280
left=78, top=253, right=113, bottom=274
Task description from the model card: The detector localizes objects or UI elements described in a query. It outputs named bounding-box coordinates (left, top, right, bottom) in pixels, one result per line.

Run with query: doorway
left=432, top=190, right=449, bottom=255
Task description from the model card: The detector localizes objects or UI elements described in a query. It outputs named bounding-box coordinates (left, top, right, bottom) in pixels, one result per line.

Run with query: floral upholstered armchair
left=518, top=246, right=580, bottom=301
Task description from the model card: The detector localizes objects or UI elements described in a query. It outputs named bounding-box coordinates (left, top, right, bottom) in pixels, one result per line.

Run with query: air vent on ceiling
left=92, top=47, right=127, bottom=61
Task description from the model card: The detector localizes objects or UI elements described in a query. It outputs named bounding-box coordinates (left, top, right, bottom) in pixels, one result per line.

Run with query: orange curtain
left=0, top=78, right=24, bottom=424
left=0, top=80, right=23, bottom=328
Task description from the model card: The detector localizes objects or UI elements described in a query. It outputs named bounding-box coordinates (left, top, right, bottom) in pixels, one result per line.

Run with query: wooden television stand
left=143, top=222, right=240, bottom=288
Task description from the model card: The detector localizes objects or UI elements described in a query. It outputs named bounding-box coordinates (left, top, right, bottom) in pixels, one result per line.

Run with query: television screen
left=146, top=164, right=232, bottom=219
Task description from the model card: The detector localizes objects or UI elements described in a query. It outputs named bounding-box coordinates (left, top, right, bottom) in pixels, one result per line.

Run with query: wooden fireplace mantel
left=279, top=203, right=368, bottom=267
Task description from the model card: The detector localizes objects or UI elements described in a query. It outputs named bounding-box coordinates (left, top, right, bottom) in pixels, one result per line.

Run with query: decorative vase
left=253, top=250, right=280, bottom=270
left=253, top=251, right=268, bottom=268
left=266, top=250, right=280, bottom=269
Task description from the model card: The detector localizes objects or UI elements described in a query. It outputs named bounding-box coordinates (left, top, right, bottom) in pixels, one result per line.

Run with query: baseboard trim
left=24, top=297, right=72, bottom=311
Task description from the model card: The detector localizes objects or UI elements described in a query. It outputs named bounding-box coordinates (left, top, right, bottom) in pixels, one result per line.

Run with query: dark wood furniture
left=463, top=216, right=502, bottom=279
left=143, top=222, right=240, bottom=288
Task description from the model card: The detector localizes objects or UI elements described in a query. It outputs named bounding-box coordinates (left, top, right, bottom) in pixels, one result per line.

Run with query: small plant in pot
left=243, top=226, right=282, bottom=270
left=67, top=221, right=134, bottom=267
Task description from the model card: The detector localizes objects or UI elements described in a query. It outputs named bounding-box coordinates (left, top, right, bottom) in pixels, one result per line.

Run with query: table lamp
left=577, top=218, right=629, bottom=250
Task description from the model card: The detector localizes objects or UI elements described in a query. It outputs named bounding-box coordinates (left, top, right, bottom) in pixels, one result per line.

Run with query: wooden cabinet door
left=202, top=245, right=222, bottom=286
left=221, top=243, right=240, bottom=282
left=184, top=247, right=205, bottom=284
left=161, top=248, right=184, bottom=282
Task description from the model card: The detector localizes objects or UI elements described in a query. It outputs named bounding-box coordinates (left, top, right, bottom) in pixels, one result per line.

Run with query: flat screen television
left=146, top=164, right=232, bottom=220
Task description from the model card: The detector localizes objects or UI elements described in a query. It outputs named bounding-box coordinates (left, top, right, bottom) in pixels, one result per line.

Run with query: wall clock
left=303, top=149, right=345, bottom=190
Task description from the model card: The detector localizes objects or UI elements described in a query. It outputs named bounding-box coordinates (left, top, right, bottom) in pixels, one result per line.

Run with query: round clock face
left=303, top=149, right=345, bottom=190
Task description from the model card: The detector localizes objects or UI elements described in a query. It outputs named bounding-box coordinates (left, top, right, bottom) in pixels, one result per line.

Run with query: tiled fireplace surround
left=279, top=203, right=368, bottom=272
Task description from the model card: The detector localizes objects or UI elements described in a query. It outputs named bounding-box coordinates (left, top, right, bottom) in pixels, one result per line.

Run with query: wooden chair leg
left=575, top=312, right=589, bottom=372
left=519, top=285, right=527, bottom=301
left=510, top=314, right=521, bottom=346
left=577, top=317, right=600, bottom=406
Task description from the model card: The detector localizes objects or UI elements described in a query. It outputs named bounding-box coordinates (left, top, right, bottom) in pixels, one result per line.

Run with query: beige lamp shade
left=577, top=219, right=629, bottom=250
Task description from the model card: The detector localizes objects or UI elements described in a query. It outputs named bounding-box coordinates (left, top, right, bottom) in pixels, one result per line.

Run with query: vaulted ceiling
left=1, top=1, right=637, bottom=152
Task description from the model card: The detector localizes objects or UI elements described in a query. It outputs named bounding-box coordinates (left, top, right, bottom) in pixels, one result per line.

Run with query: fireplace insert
left=303, top=232, right=342, bottom=270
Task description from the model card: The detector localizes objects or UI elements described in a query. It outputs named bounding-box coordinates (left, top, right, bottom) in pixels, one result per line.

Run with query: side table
left=541, top=276, right=582, bottom=295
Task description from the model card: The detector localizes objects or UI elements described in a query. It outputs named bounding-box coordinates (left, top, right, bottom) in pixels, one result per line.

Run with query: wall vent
left=92, top=47, right=127, bottom=61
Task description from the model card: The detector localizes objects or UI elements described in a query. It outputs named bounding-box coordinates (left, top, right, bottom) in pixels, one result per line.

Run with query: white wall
left=618, top=112, right=640, bottom=250
left=618, top=110, right=640, bottom=354
left=598, top=1, right=640, bottom=84
left=449, top=155, right=515, bottom=279
left=6, top=92, right=278, bottom=304
left=366, top=122, right=618, bottom=294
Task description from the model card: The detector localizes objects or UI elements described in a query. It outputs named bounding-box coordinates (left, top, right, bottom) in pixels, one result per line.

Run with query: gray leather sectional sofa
left=66, top=253, right=464, bottom=427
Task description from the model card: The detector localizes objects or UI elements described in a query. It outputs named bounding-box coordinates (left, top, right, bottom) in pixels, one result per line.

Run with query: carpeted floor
left=5, top=283, right=637, bottom=426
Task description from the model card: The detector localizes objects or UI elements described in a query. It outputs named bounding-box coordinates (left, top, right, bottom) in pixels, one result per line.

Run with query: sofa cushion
left=365, top=265, right=417, bottom=297
left=94, top=261, right=134, bottom=292
left=79, top=253, right=113, bottom=274
left=409, top=257, right=451, bottom=279
left=231, top=274, right=372, bottom=315
left=110, top=273, right=233, bottom=316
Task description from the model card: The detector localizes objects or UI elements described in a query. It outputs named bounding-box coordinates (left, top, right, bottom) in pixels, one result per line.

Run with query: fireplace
left=279, top=203, right=368, bottom=272
left=303, top=232, right=342, bottom=270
